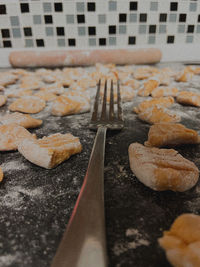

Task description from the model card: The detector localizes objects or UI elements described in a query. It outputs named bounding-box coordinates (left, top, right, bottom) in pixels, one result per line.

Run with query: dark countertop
left=0, top=63, right=200, bottom=267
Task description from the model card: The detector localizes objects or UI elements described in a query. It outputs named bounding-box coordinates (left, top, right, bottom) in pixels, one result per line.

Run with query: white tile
left=63, top=2, right=75, bottom=13
left=53, top=14, right=66, bottom=26
left=20, top=15, right=33, bottom=27
left=86, top=14, right=98, bottom=26
left=33, top=26, right=45, bottom=38
left=0, top=16, right=10, bottom=27
left=6, top=3, right=20, bottom=15
left=30, top=2, right=43, bottom=14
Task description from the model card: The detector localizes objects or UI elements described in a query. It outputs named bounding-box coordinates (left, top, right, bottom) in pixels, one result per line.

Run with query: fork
left=51, top=79, right=124, bottom=267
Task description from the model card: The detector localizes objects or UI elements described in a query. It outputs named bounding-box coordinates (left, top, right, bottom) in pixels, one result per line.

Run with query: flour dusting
left=1, top=160, right=28, bottom=172
left=0, top=253, right=21, bottom=267
left=113, top=228, right=150, bottom=256
left=1, top=185, right=43, bottom=210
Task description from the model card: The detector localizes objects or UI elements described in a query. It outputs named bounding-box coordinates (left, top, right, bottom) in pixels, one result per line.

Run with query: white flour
left=0, top=253, right=21, bottom=267
left=1, top=160, right=28, bottom=172
left=113, top=228, right=150, bottom=256
left=1, top=185, right=43, bottom=210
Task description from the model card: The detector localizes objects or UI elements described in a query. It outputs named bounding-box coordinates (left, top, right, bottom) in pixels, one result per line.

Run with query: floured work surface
left=0, top=63, right=200, bottom=267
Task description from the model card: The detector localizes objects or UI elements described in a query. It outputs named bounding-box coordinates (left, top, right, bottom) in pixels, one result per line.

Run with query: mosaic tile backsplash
left=0, top=0, right=200, bottom=50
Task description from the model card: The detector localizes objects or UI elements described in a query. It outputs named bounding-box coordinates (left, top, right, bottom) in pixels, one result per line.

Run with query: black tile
left=119, top=13, right=127, bottom=22
left=187, top=25, right=194, bottom=33
left=109, top=25, right=116, bottom=34
left=167, top=35, right=174, bottom=43
left=0, top=5, right=6, bottom=14
left=20, top=3, right=29, bottom=13
left=139, top=13, right=147, bottom=22
left=88, top=27, right=96, bottom=35
left=149, top=25, right=156, bottom=34
left=87, top=2, right=95, bottom=11
left=130, top=1, right=138, bottom=11
left=44, top=15, right=53, bottom=24
left=128, top=36, right=136, bottom=45
left=77, top=14, right=85, bottom=23
left=198, top=14, right=200, bottom=22
left=1, top=29, right=10, bottom=38
left=54, top=2, right=63, bottom=12
left=159, top=13, right=167, bottom=22
left=170, top=2, right=178, bottom=11
left=3, top=40, right=12, bottom=47
left=56, top=27, right=65, bottom=36
left=99, top=38, right=106, bottom=46
left=24, top=27, right=32, bottom=37
left=68, top=39, right=76, bottom=46
left=36, top=39, right=44, bottom=47
left=179, top=14, right=187, bottom=22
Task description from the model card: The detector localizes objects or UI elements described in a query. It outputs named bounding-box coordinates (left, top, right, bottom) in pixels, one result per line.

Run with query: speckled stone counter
left=0, top=63, right=200, bottom=267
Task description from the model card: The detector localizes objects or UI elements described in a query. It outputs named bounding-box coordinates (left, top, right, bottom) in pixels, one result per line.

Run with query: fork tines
left=89, top=79, right=124, bottom=130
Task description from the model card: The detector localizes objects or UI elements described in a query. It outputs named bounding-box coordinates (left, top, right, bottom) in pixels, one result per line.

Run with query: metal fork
left=51, top=80, right=124, bottom=267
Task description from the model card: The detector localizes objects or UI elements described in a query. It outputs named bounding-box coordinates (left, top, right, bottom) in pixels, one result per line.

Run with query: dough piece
left=20, top=75, right=42, bottom=90
left=175, top=69, right=193, bottom=82
left=176, top=91, right=200, bottom=107
left=0, top=86, right=5, bottom=91
left=122, top=79, right=140, bottom=90
left=40, top=83, right=65, bottom=95
left=151, top=86, right=179, bottom=98
left=128, top=143, right=199, bottom=191
left=137, top=79, right=159, bottom=97
left=8, top=96, right=46, bottom=114
left=6, top=89, right=33, bottom=98
left=0, top=124, right=36, bottom=151
left=138, top=106, right=181, bottom=124
left=18, top=133, right=82, bottom=169
left=52, top=91, right=90, bottom=116
left=145, top=123, right=200, bottom=147
left=0, top=112, right=42, bottom=129
left=133, top=67, right=160, bottom=80
left=0, top=167, right=3, bottom=182
left=133, top=96, right=174, bottom=114
left=34, top=90, right=57, bottom=101
left=158, top=214, right=200, bottom=267
left=0, top=95, right=7, bottom=107
left=0, top=72, right=18, bottom=86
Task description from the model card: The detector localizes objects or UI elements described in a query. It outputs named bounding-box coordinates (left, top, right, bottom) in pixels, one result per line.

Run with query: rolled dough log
left=9, top=48, right=162, bottom=68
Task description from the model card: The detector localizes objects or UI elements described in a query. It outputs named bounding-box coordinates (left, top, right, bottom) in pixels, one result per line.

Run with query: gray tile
left=66, top=15, right=74, bottom=24
left=139, top=25, right=146, bottom=34
left=150, top=2, right=158, bottom=11
left=196, top=25, right=200, bottom=33
left=43, top=2, right=52, bottom=12
left=178, top=24, right=185, bottom=33
left=10, top=16, right=20, bottom=26
left=89, top=38, right=96, bottom=46
left=78, top=26, right=86, bottom=36
left=169, top=13, right=177, bottom=22
left=45, top=27, right=54, bottom=36
left=186, top=35, right=193, bottom=43
left=76, top=2, right=84, bottom=12
left=57, top=39, right=66, bottom=47
left=12, top=28, right=21, bottom=38
left=129, top=13, right=137, bottom=22
left=25, top=39, right=34, bottom=47
left=190, top=2, right=197, bottom=12
left=33, top=15, right=42, bottom=24
left=119, top=25, right=126, bottom=34
left=109, top=36, right=116, bottom=45
left=98, top=14, right=106, bottom=24
left=148, top=35, right=155, bottom=44
left=109, top=1, right=117, bottom=11
left=159, top=24, right=166, bottom=33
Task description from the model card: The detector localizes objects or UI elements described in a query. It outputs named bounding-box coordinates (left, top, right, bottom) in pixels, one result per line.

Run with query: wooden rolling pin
left=9, top=48, right=162, bottom=67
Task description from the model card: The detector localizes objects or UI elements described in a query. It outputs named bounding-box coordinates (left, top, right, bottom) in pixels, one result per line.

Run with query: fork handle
left=51, top=126, right=108, bottom=267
